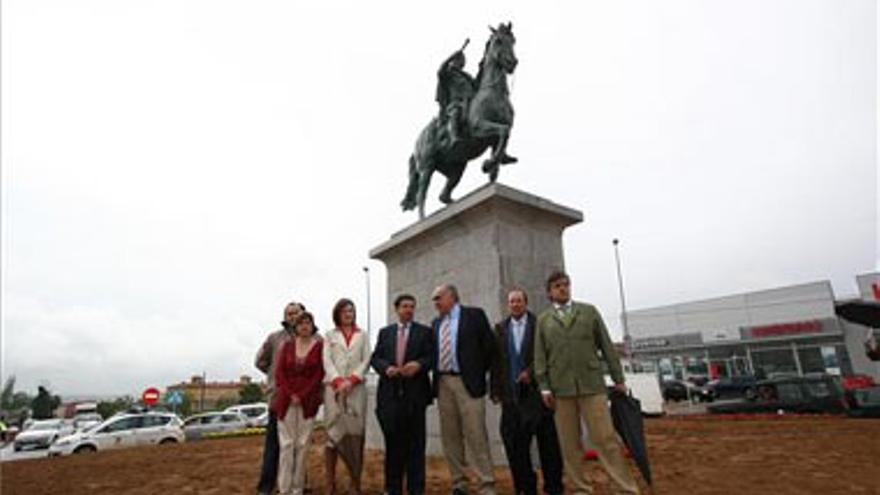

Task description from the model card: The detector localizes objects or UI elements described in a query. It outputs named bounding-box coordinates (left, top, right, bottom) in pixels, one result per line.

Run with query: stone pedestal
left=367, top=183, right=583, bottom=464
left=370, top=182, right=584, bottom=324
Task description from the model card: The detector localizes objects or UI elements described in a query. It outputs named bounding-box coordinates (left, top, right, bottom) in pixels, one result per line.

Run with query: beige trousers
left=277, top=404, right=315, bottom=495
left=554, top=394, right=640, bottom=495
left=437, top=375, right=496, bottom=495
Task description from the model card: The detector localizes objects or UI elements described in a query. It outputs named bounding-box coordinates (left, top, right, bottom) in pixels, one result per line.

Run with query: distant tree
left=178, top=391, right=194, bottom=417
left=214, top=396, right=237, bottom=411
left=0, top=377, right=31, bottom=413
left=239, top=383, right=265, bottom=404
left=1, top=376, right=15, bottom=409
left=31, top=386, right=57, bottom=419
left=96, top=396, right=135, bottom=419
left=11, top=392, right=31, bottom=410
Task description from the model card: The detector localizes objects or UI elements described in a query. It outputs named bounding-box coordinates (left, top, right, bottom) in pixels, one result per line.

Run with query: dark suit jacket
left=371, top=321, right=434, bottom=414
left=490, top=312, right=537, bottom=402
left=490, top=311, right=553, bottom=427
left=431, top=305, right=496, bottom=399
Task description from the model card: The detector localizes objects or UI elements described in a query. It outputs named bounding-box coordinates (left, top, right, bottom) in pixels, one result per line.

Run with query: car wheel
left=159, top=438, right=177, bottom=445
left=73, top=445, right=96, bottom=454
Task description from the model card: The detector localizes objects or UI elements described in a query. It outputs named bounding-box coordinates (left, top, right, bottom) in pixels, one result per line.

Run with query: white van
left=605, top=372, right=664, bottom=416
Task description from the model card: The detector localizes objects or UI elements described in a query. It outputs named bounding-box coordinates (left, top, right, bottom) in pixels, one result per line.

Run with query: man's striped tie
left=439, top=319, right=453, bottom=371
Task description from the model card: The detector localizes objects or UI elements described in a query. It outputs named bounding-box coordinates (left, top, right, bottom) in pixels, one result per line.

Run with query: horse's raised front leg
left=470, top=119, right=513, bottom=175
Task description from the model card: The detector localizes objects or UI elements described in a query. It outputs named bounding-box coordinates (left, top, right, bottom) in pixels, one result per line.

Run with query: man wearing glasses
left=431, top=283, right=497, bottom=495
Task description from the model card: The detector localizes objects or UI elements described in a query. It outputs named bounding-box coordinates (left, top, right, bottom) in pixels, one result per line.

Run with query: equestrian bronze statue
left=401, top=23, right=518, bottom=219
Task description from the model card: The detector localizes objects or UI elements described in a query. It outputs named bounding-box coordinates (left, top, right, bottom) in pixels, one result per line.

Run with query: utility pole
left=612, top=238, right=631, bottom=355
left=363, top=266, right=372, bottom=335
left=200, top=371, right=206, bottom=413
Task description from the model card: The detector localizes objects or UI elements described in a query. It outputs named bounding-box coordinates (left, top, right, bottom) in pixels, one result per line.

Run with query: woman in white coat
left=322, top=298, right=371, bottom=495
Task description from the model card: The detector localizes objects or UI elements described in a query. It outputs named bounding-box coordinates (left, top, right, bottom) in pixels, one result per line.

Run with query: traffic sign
left=142, top=387, right=161, bottom=406
left=166, top=390, right=184, bottom=406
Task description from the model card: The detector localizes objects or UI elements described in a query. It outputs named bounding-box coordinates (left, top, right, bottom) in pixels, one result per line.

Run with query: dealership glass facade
left=626, top=277, right=880, bottom=382
left=634, top=336, right=853, bottom=382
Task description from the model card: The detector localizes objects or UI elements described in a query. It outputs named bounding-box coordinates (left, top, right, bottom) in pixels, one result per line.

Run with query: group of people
left=254, top=271, right=641, bottom=495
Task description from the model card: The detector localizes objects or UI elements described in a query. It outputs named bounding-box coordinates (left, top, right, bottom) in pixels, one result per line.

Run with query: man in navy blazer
left=431, top=283, right=497, bottom=495
left=371, top=294, right=434, bottom=495
left=490, top=288, right=563, bottom=495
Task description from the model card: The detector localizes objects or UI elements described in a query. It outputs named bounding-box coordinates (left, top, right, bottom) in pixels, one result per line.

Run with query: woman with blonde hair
left=322, top=298, right=371, bottom=495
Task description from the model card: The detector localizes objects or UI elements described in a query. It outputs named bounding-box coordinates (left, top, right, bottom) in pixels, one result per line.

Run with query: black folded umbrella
left=609, top=390, right=652, bottom=486
left=835, top=301, right=880, bottom=328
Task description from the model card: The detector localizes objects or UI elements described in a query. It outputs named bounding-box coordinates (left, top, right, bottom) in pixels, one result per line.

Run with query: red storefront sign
left=750, top=320, right=822, bottom=338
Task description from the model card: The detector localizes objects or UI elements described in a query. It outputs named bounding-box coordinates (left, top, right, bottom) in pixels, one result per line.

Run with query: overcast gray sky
left=2, top=1, right=877, bottom=396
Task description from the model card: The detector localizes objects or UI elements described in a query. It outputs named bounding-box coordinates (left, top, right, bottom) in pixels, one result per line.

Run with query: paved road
left=0, top=443, right=49, bottom=462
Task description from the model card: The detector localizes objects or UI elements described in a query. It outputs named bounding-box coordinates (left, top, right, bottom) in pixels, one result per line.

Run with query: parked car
left=708, top=375, right=847, bottom=415
left=183, top=412, right=249, bottom=440
left=846, top=385, right=880, bottom=418
left=224, top=403, right=268, bottom=426
left=705, top=375, right=758, bottom=400
left=252, top=411, right=270, bottom=428
left=48, top=412, right=183, bottom=456
left=13, top=419, right=74, bottom=452
left=72, top=413, right=103, bottom=431
left=661, top=380, right=713, bottom=402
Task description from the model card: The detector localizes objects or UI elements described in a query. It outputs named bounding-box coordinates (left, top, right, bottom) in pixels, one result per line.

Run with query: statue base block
left=367, top=182, right=583, bottom=462
left=371, top=182, right=583, bottom=324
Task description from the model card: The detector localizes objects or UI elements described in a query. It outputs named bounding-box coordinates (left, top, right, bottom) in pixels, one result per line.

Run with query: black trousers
left=500, top=404, right=564, bottom=495
left=377, top=403, right=427, bottom=495
left=256, top=410, right=279, bottom=494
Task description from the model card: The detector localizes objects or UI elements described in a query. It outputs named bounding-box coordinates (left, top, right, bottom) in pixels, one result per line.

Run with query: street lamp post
left=612, top=238, right=631, bottom=356
left=363, top=266, right=372, bottom=334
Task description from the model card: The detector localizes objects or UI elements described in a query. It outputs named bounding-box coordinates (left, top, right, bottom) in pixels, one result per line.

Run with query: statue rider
left=435, top=39, right=476, bottom=146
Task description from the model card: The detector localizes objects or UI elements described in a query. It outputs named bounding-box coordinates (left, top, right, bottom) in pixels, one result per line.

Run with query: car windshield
left=30, top=423, right=60, bottom=431
left=81, top=423, right=101, bottom=433
left=184, top=417, right=204, bottom=426
left=855, top=387, right=880, bottom=405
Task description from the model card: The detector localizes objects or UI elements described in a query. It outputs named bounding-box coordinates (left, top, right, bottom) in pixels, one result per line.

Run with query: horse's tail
left=400, top=153, right=419, bottom=211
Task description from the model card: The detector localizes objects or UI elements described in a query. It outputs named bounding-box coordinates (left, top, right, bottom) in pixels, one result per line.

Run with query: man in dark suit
left=490, top=288, right=563, bottom=495
left=371, top=294, right=434, bottom=495
left=431, top=283, right=497, bottom=495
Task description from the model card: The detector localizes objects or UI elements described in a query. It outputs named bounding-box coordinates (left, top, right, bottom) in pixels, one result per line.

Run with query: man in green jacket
left=534, top=271, right=640, bottom=495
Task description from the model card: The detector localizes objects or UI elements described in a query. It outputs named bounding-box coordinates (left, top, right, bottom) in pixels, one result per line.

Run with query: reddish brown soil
left=2, top=416, right=879, bottom=494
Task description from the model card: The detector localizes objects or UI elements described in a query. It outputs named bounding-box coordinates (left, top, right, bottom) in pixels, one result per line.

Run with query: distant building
left=54, top=401, right=98, bottom=419
left=166, top=375, right=265, bottom=413
left=626, top=273, right=880, bottom=382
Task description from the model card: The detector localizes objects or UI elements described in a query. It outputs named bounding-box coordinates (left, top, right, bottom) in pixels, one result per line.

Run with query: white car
left=251, top=411, right=270, bottom=428
left=13, top=419, right=74, bottom=451
left=224, top=403, right=268, bottom=427
left=49, top=412, right=184, bottom=456
left=72, top=413, right=103, bottom=432
left=183, top=411, right=249, bottom=440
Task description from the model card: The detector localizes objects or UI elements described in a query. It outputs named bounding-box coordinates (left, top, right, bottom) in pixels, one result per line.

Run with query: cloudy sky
left=2, top=1, right=877, bottom=397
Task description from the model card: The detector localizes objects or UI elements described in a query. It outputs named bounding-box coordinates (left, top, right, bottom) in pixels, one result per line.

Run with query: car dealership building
left=627, top=272, right=880, bottom=382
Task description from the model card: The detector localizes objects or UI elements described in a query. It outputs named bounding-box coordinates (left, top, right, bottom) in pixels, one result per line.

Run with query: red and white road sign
left=142, top=387, right=161, bottom=406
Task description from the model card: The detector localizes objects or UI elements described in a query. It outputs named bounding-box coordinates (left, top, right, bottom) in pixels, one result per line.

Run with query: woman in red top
left=273, top=311, right=324, bottom=495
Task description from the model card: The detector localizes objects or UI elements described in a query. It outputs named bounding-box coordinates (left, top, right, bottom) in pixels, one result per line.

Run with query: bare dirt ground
left=2, top=416, right=879, bottom=495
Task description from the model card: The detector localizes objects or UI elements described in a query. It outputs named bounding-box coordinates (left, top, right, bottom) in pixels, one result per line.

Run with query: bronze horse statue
left=401, top=23, right=518, bottom=219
